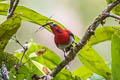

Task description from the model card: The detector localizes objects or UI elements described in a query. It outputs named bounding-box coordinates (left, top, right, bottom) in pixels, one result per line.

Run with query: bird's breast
left=54, top=32, right=70, bottom=44
left=56, top=35, right=74, bottom=50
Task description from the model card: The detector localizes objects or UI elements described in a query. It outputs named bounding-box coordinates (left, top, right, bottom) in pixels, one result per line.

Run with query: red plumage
left=50, top=24, right=72, bottom=45
left=54, top=31, right=70, bottom=44
left=47, top=23, right=76, bottom=56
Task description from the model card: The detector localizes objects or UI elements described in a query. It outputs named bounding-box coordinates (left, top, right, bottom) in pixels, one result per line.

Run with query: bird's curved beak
left=35, top=22, right=53, bottom=33
left=49, top=23, right=54, bottom=27
left=42, top=22, right=53, bottom=27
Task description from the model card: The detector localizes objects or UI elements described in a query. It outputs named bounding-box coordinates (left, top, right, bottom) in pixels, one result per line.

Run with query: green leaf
left=31, top=60, right=51, bottom=75
left=53, top=69, right=73, bottom=80
left=72, top=66, right=93, bottom=80
left=27, top=41, right=61, bottom=69
left=0, top=52, right=18, bottom=70
left=9, top=64, right=31, bottom=80
left=78, top=45, right=111, bottom=79
left=111, top=32, right=120, bottom=80
left=14, top=41, right=61, bottom=70
left=89, top=26, right=120, bottom=45
left=16, top=74, right=24, bottom=80
left=0, top=0, right=6, bottom=2
left=0, top=3, right=64, bottom=30
left=106, top=0, right=120, bottom=16
left=72, top=76, right=81, bottom=80
left=0, top=15, right=21, bottom=51
left=13, top=41, right=74, bottom=80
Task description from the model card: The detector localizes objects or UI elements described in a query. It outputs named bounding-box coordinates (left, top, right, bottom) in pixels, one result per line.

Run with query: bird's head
left=39, top=22, right=64, bottom=35
left=48, top=23, right=63, bottom=35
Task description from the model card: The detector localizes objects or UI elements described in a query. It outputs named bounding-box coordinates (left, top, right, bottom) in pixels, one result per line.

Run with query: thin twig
left=11, top=35, right=28, bottom=73
left=109, top=14, right=120, bottom=20
left=50, top=0, right=120, bottom=78
left=15, top=38, right=27, bottom=65
left=10, top=0, right=19, bottom=16
left=11, top=35, right=25, bottom=49
left=7, top=0, right=20, bottom=19
left=15, top=46, right=27, bottom=74
left=7, top=0, right=14, bottom=14
left=18, top=47, right=27, bottom=65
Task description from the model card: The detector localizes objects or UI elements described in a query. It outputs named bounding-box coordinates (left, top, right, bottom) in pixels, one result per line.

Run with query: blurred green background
left=1, top=0, right=119, bottom=71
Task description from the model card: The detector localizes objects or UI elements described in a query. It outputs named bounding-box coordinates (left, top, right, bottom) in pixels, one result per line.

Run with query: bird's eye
left=53, top=24, right=58, bottom=26
left=56, top=29, right=62, bottom=33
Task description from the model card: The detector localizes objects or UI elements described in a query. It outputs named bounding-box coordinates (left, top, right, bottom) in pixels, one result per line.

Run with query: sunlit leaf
left=14, top=41, right=61, bottom=70
left=0, top=0, right=6, bottom=2
left=72, top=66, right=93, bottom=80
left=106, top=0, right=120, bottom=16
left=72, top=76, right=81, bottom=80
left=111, top=32, right=120, bottom=80
left=28, top=41, right=61, bottom=69
left=16, top=74, right=24, bottom=80
left=0, top=15, right=21, bottom=51
left=13, top=41, right=74, bottom=80
left=78, top=45, right=111, bottom=79
left=89, top=26, right=120, bottom=45
left=9, top=65, right=30, bottom=80
left=0, top=3, right=65, bottom=29
left=53, top=69, right=73, bottom=80
left=31, top=60, right=51, bottom=75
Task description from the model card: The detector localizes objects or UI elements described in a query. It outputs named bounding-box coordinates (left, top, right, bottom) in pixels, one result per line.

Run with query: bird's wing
left=65, top=30, right=78, bottom=45
left=65, top=30, right=75, bottom=39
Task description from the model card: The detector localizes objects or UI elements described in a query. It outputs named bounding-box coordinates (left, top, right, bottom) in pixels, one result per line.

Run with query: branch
left=7, top=0, right=20, bottom=19
left=7, top=0, right=14, bottom=14
left=13, top=35, right=28, bottom=65
left=11, top=35, right=28, bottom=73
left=109, top=13, right=120, bottom=20
left=15, top=46, right=27, bottom=74
left=18, top=47, right=27, bottom=65
left=50, top=0, right=120, bottom=77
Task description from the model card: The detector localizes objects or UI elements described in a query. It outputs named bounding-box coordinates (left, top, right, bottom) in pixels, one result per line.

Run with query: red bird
left=47, top=22, right=77, bottom=58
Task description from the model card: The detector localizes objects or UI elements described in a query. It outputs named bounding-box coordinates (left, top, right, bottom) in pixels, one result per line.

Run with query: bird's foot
left=63, top=50, right=69, bottom=60
left=70, top=47, right=76, bottom=53
left=73, top=40, right=79, bottom=47
left=64, top=53, right=67, bottom=60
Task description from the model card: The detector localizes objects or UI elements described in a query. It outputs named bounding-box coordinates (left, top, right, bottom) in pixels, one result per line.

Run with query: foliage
left=72, top=66, right=93, bottom=80
left=0, top=52, right=18, bottom=70
left=0, top=0, right=119, bottom=80
left=0, top=0, right=6, bottom=2
left=0, top=15, right=21, bottom=71
left=111, top=32, right=120, bottom=80
left=0, top=15, right=21, bottom=51
left=78, top=45, right=111, bottom=79
left=106, top=0, right=120, bottom=16
left=10, top=41, right=73, bottom=80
